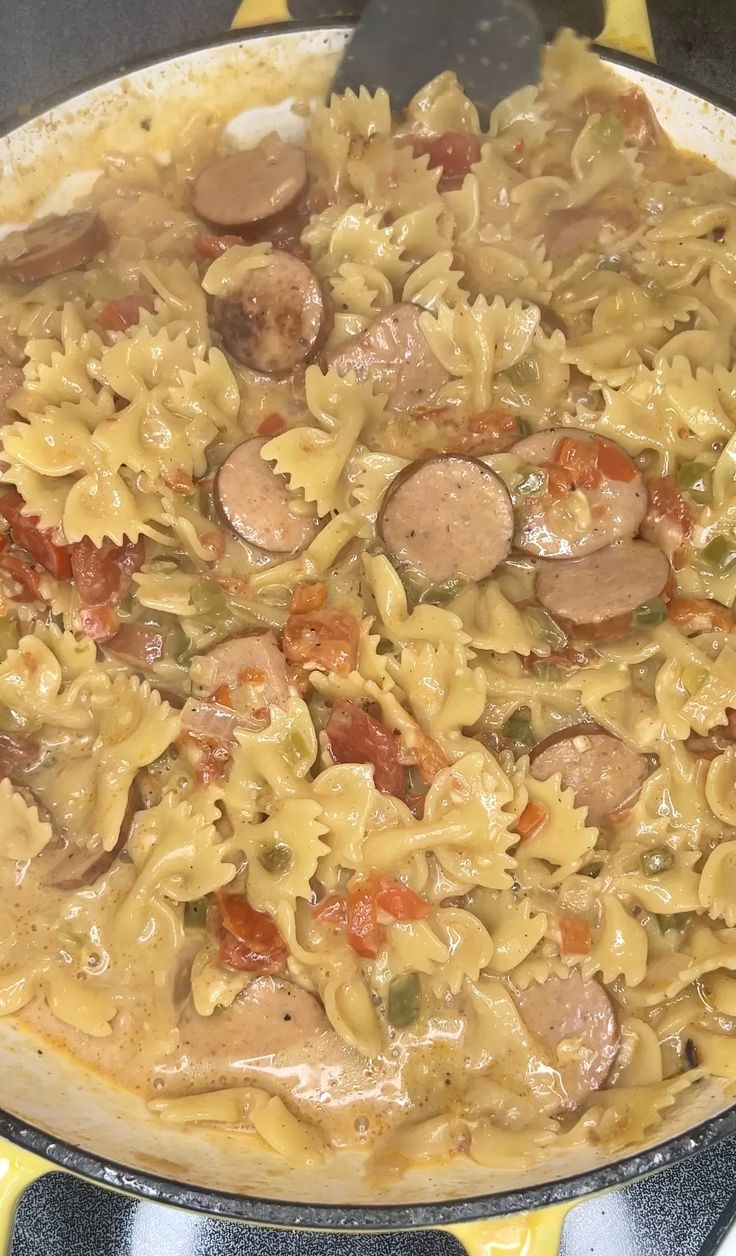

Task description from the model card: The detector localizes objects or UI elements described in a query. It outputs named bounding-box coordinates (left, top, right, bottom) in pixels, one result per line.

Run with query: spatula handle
left=231, top=0, right=654, bottom=59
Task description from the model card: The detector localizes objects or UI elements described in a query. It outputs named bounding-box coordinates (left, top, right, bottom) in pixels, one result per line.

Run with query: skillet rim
left=1, top=18, right=735, bottom=1230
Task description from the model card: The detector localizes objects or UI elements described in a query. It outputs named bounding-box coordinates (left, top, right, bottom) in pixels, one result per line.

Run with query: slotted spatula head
left=329, top=0, right=605, bottom=113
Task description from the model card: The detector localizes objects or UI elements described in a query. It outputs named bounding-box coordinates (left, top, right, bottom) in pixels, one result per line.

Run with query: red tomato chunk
left=326, top=699, right=405, bottom=797
left=215, top=892, right=288, bottom=973
left=409, top=132, right=482, bottom=190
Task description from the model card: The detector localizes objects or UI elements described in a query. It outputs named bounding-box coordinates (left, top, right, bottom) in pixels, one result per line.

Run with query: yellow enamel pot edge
left=0, top=1133, right=574, bottom=1256
left=0, top=1139, right=51, bottom=1255
left=444, top=1202, right=573, bottom=1256
left=231, top=0, right=655, bottom=62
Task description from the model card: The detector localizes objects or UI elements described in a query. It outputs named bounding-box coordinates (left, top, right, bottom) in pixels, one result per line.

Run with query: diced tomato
left=595, top=439, right=637, bottom=483
left=544, top=464, right=575, bottom=498
left=559, top=914, right=592, bottom=956
left=450, top=409, right=522, bottom=455
left=667, top=597, right=733, bottom=633
left=645, top=476, right=693, bottom=537
left=70, top=535, right=145, bottom=607
left=257, top=412, right=287, bottom=437
left=515, top=801, right=547, bottom=838
left=194, top=233, right=244, bottom=259
left=522, top=647, right=595, bottom=672
left=0, top=554, right=44, bottom=601
left=0, top=489, right=71, bottom=580
left=371, top=872, right=430, bottom=922
left=289, top=582, right=327, bottom=614
left=553, top=438, right=601, bottom=490
left=347, top=880, right=381, bottom=958
left=316, top=873, right=430, bottom=958
left=79, top=605, right=118, bottom=642
left=195, top=739, right=232, bottom=785
left=215, top=892, right=288, bottom=973
left=200, top=530, right=226, bottom=561
left=161, top=468, right=194, bottom=495
left=408, top=132, right=482, bottom=190
left=98, top=294, right=155, bottom=332
left=412, top=728, right=449, bottom=785
left=313, top=894, right=348, bottom=927
left=282, top=608, right=360, bottom=677
left=325, top=699, right=405, bottom=797
left=213, top=683, right=233, bottom=708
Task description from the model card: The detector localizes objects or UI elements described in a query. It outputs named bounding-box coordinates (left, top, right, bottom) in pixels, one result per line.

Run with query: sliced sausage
left=512, top=428, right=646, bottom=560
left=215, top=436, right=319, bottom=553
left=48, top=778, right=141, bottom=891
left=214, top=251, right=326, bottom=375
left=198, top=630, right=290, bottom=721
left=543, top=207, right=636, bottom=260
left=0, top=211, right=108, bottom=283
left=193, top=138, right=307, bottom=227
left=536, top=538, right=670, bottom=638
left=529, top=723, right=650, bottom=827
left=377, top=455, right=514, bottom=585
left=326, top=303, right=450, bottom=412
left=512, top=971, right=619, bottom=1109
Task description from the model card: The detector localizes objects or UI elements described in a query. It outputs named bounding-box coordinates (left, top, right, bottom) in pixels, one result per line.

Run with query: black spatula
left=329, top=0, right=605, bottom=113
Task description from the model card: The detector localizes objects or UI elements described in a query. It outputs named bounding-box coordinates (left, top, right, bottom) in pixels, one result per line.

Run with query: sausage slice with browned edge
left=215, top=436, right=319, bottom=553
left=200, top=630, right=291, bottom=720
left=214, top=251, right=327, bottom=374
left=513, top=971, right=619, bottom=1109
left=536, top=538, right=670, bottom=638
left=530, top=723, right=650, bottom=826
left=193, top=138, right=307, bottom=227
left=378, top=455, right=514, bottom=585
left=512, top=427, right=646, bottom=559
left=0, top=211, right=108, bottom=283
left=327, top=303, right=450, bottom=412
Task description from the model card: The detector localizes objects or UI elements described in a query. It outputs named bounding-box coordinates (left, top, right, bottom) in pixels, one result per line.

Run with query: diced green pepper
left=259, top=843, right=293, bottom=875
left=502, top=709, right=534, bottom=746
left=641, top=847, right=674, bottom=875
left=184, top=898, right=209, bottom=929
left=419, top=577, right=464, bottom=606
left=631, top=597, right=667, bottom=627
left=525, top=606, right=567, bottom=650
left=703, top=535, right=736, bottom=571
left=387, top=972, right=421, bottom=1029
left=515, top=466, right=546, bottom=496
left=166, top=623, right=190, bottom=664
left=0, top=618, right=18, bottom=662
left=677, top=461, right=713, bottom=505
left=192, top=578, right=227, bottom=615
left=507, top=356, right=540, bottom=386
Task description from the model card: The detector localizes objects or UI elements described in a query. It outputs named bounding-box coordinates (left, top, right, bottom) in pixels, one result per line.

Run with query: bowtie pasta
left=1, top=31, right=735, bottom=1174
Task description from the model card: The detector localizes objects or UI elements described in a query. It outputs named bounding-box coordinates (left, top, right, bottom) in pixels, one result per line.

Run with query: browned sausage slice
left=200, top=630, right=290, bottom=721
left=0, top=211, right=108, bottom=283
left=193, top=138, right=307, bottom=227
left=513, top=971, right=619, bottom=1109
left=326, top=303, right=450, bottom=412
left=214, top=251, right=326, bottom=374
left=377, top=455, right=514, bottom=584
left=536, top=538, right=670, bottom=638
left=48, top=778, right=141, bottom=891
left=529, top=723, right=650, bottom=826
left=512, top=428, right=646, bottom=560
left=215, top=436, right=319, bottom=553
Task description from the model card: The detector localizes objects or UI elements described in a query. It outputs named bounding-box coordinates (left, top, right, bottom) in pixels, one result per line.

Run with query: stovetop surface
left=2, top=2, right=736, bottom=1252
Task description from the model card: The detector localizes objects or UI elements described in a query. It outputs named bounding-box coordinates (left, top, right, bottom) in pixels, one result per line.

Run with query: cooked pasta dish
left=0, top=32, right=735, bottom=1174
